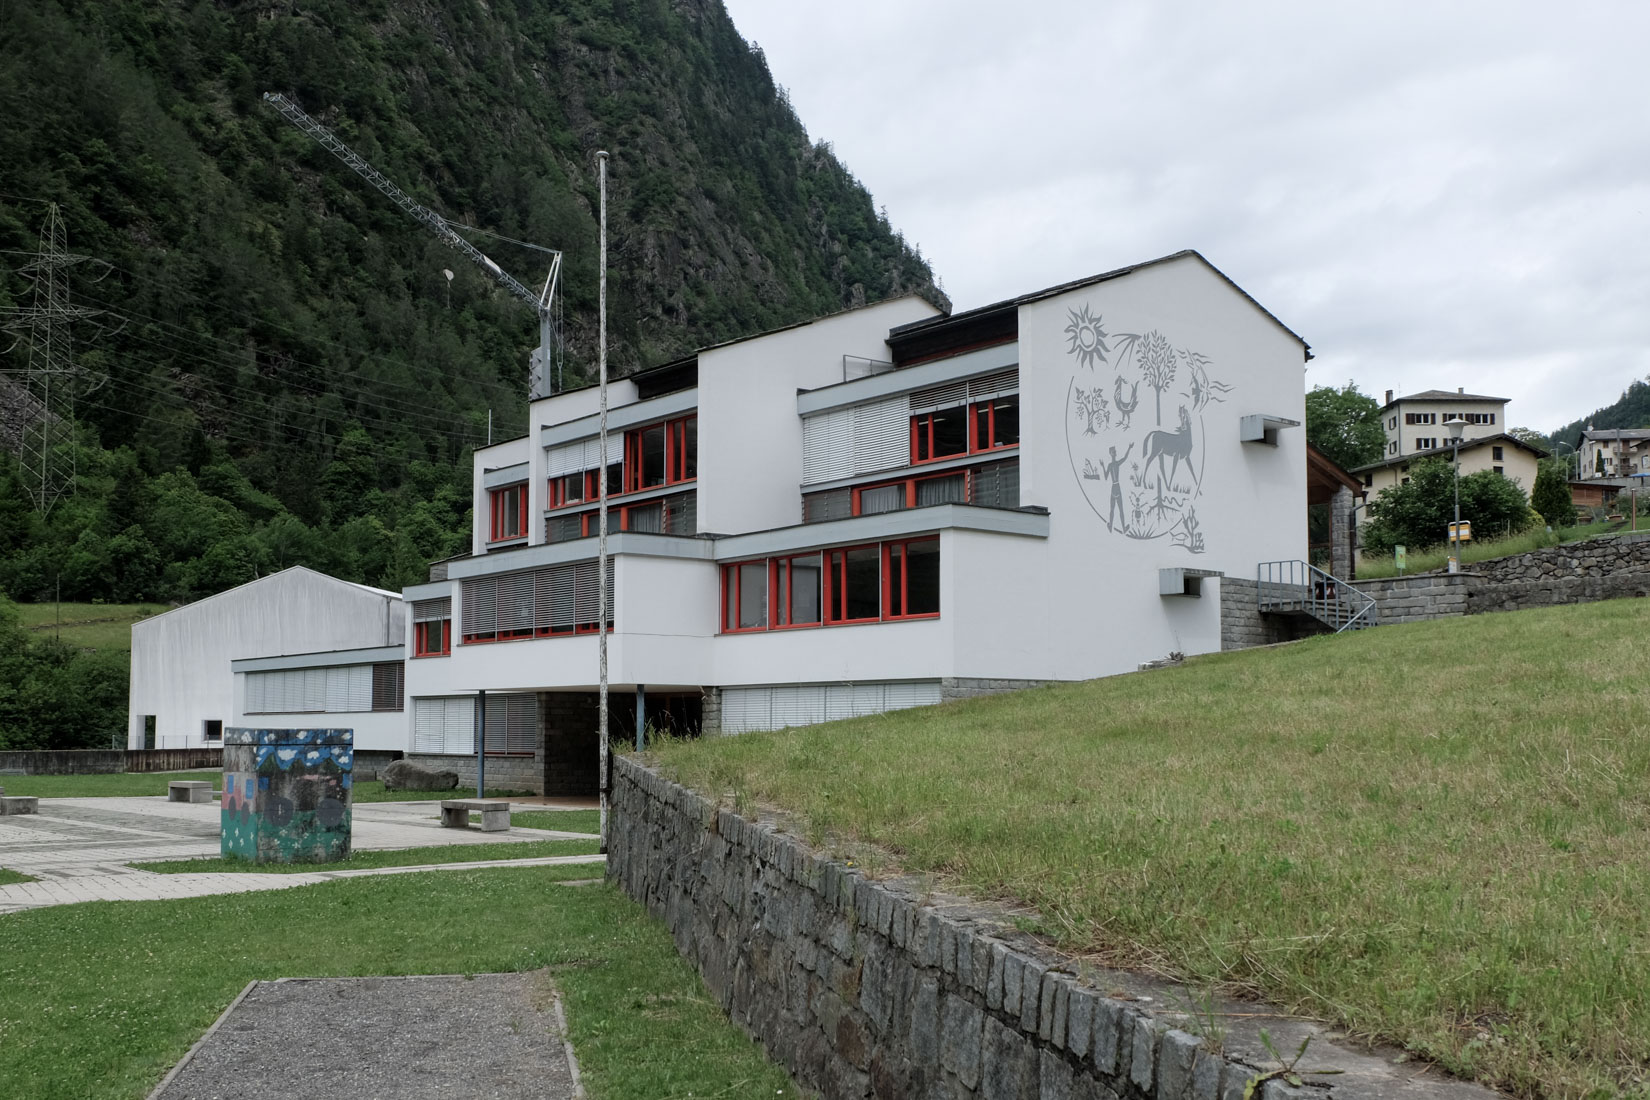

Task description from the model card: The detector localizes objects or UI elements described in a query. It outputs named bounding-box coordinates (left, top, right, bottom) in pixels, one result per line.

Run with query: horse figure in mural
left=1143, top=406, right=1195, bottom=493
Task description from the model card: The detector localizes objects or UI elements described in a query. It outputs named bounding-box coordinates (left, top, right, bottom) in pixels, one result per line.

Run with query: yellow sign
left=1449, top=520, right=1473, bottom=542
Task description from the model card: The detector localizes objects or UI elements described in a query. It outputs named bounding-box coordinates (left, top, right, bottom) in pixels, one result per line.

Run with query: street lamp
left=1554, top=440, right=1577, bottom=481
left=1445, top=417, right=1467, bottom=573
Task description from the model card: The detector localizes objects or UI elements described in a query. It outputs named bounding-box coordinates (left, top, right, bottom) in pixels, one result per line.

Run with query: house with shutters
left=397, top=250, right=1312, bottom=795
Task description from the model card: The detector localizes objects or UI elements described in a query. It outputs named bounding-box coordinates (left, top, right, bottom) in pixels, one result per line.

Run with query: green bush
left=1363, top=458, right=1535, bottom=553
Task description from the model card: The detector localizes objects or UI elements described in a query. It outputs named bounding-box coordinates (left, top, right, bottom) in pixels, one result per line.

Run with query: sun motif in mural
left=1064, top=303, right=1110, bottom=369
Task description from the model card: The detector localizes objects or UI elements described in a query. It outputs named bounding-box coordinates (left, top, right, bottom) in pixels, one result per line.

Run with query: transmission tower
left=0, top=203, right=114, bottom=515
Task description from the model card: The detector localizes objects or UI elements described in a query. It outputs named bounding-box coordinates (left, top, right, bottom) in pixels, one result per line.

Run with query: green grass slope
left=14, top=603, right=167, bottom=652
left=653, top=598, right=1650, bottom=1100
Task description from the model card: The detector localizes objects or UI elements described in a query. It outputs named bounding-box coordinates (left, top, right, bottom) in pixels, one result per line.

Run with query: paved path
left=151, top=973, right=584, bottom=1100
left=0, top=796, right=603, bottom=915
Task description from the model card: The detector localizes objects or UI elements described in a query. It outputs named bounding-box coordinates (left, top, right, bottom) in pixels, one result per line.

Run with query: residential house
left=1377, top=388, right=1508, bottom=459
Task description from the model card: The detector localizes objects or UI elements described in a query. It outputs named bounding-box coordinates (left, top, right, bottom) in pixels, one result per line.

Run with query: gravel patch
left=150, top=972, right=581, bottom=1099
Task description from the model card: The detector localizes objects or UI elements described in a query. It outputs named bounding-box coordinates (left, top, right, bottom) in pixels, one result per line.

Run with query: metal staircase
left=1256, top=560, right=1378, bottom=633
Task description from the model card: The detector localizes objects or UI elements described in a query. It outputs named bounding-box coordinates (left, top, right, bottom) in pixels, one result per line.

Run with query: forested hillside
left=0, top=0, right=943, bottom=610
left=1550, top=379, right=1650, bottom=451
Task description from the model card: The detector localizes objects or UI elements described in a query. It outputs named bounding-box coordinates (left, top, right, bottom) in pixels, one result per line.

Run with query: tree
left=1305, top=382, right=1386, bottom=471
left=1532, top=459, right=1575, bottom=527
left=1363, top=458, right=1535, bottom=553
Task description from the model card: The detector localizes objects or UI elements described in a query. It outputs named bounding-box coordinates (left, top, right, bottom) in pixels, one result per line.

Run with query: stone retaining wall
left=1349, top=574, right=1474, bottom=625
left=0, top=747, right=223, bottom=775
left=939, top=678, right=1048, bottom=703
left=608, top=756, right=1482, bottom=1100
left=1218, top=578, right=1327, bottom=650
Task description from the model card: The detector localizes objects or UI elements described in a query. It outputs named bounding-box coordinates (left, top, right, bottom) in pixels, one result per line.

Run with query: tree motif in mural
left=1073, top=386, right=1110, bottom=435
left=1138, top=330, right=1177, bottom=426
left=1064, top=304, right=1110, bottom=369
left=1062, top=302, right=1231, bottom=555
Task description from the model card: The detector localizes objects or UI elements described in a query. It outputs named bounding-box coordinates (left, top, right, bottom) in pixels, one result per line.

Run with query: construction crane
left=263, top=91, right=566, bottom=397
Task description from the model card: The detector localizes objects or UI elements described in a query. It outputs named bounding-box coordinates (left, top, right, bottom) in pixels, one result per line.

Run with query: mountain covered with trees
left=1549, top=379, right=1650, bottom=452
left=0, top=0, right=944, bottom=613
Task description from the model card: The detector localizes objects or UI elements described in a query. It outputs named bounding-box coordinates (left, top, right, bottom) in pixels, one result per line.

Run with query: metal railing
left=1256, top=560, right=1378, bottom=633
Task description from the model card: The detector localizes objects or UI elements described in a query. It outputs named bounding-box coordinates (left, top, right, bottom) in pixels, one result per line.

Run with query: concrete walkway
left=0, top=796, right=604, bottom=915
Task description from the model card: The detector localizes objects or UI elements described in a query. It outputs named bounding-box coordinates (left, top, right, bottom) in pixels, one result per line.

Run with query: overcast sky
left=720, top=1, right=1649, bottom=432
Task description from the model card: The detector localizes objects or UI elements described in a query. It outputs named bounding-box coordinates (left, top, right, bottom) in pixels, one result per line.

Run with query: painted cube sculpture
left=222, top=728, right=353, bottom=863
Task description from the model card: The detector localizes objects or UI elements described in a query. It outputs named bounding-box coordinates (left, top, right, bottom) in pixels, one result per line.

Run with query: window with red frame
left=625, top=415, right=696, bottom=493
left=884, top=538, right=940, bottom=618
left=912, top=396, right=1019, bottom=463
left=489, top=484, right=527, bottom=541
left=720, top=540, right=940, bottom=633
left=722, top=560, right=769, bottom=632
left=413, top=619, right=451, bottom=657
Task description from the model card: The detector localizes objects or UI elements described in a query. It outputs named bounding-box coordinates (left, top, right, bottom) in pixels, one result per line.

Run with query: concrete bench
left=0, top=796, right=38, bottom=816
left=168, top=780, right=215, bottom=804
left=439, top=799, right=511, bottom=832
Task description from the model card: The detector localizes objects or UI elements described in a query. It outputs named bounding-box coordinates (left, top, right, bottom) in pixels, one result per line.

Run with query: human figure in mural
left=1100, top=443, right=1133, bottom=531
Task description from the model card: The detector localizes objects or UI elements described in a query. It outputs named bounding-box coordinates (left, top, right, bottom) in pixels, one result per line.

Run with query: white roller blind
left=719, top=681, right=942, bottom=734
left=545, top=435, right=624, bottom=478
left=246, top=666, right=374, bottom=714
left=852, top=396, right=910, bottom=474
left=802, top=408, right=854, bottom=484
left=910, top=379, right=970, bottom=413
left=413, top=697, right=477, bottom=755
left=412, top=597, right=451, bottom=622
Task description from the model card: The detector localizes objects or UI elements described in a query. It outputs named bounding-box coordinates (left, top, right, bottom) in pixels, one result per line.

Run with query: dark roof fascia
left=1346, top=433, right=1549, bottom=474
left=889, top=250, right=1311, bottom=361
left=1306, top=443, right=1365, bottom=495
left=1378, top=389, right=1511, bottom=411
left=631, top=355, right=699, bottom=400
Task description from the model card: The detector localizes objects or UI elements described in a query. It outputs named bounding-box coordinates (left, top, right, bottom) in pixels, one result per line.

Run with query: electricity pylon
left=0, top=203, right=114, bottom=515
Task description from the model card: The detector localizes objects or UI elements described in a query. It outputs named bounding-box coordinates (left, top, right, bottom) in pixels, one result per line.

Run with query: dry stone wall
left=609, top=757, right=1496, bottom=1100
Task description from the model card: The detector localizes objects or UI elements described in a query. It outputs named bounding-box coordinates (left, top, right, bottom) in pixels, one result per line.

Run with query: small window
left=1493, top=465, right=1504, bottom=475
left=826, top=545, right=882, bottom=623
left=973, top=396, right=1019, bottom=450
left=203, top=719, right=223, bottom=742
left=1389, top=441, right=1398, bottom=455
left=885, top=538, right=940, bottom=619
left=774, top=554, right=823, bottom=627
left=489, top=484, right=527, bottom=542
left=1363, top=473, right=1373, bottom=487
left=1492, top=446, right=1504, bottom=460
left=371, top=663, right=404, bottom=712
left=549, top=472, right=586, bottom=508
left=414, top=619, right=451, bottom=657
left=722, top=561, right=768, bottom=632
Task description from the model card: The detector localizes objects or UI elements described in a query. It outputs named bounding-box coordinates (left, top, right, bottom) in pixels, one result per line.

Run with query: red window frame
left=911, top=398, right=1019, bottom=465
left=850, top=469, right=970, bottom=516
left=720, top=560, right=769, bottom=633
left=771, top=553, right=824, bottom=629
left=883, top=538, right=941, bottom=621
left=489, top=484, right=527, bottom=542
left=624, top=414, right=697, bottom=494
left=413, top=619, right=451, bottom=657
left=718, top=539, right=941, bottom=634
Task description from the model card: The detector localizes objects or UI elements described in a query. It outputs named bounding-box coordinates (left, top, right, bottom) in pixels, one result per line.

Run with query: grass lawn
left=0, top=771, right=220, bottom=799
left=653, top=598, right=1650, bottom=1100
left=1354, top=518, right=1621, bottom=578
left=14, top=601, right=168, bottom=652
left=514, top=808, right=601, bottom=834
left=0, top=869, right=34, bottom=886
left=0, top=866, right=794, bottom=1099
left=134, top=838, right=601, bottom=874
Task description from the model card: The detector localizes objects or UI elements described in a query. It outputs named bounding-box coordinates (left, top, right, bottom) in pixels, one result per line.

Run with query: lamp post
left=1445, top=417, right=1467, bottom=573
left=1554, top=440, right=1576, bottom=481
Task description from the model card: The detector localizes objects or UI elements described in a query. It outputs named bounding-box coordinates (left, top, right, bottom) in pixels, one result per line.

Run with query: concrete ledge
left=0, top=796, right=39, bottom=816
left=607, top=755, right=1505, bottom=1100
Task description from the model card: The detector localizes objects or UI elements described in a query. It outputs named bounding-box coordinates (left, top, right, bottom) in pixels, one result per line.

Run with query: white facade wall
left=128, top=568, right=405, bottom=749
left=696, top=297, right=939, bottom=535
left=405, top=252, right=1309, bottom=740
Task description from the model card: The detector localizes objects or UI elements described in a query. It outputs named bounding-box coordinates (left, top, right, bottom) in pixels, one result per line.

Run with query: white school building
left=392, top=250, right=1312, bottom=794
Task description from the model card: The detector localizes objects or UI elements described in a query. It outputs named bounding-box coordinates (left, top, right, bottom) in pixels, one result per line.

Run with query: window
left=773, top=553, right=823, bottom=627
left=414, top=619, right=450, bottom=657
left=1406, top=412, right=1436, bottom=425
left=1415, top=437, right=1437, bottom=450
left=203, top=719, right=222, bottom=742
left=912, top=398, right=1019, bottom=464
left=884, top=538, right=940, bottom=619
left=1389, top=416, right=1397, bottom=430
left=460, top=561, right=613, bottom=643
left=722, top=560, right=769, bottom=632
left=1389, top=441, right=1398, bottom=455
left=806, top=460, right=1017, bottom=523
left=1493, top=465, right=1505, bottom=475
left=412, top=598, right=452, bottom=657
left=1492, top=446, right=1504, bottom=460
left=1363, top=473, right=1373, bottom=487
left=624, top=414, right=696, bottom=493
left=719, top=538, right=943, bottom=633
left=489, top=484, right=527, bottom=542
left=371, top=663, right=404, bottom=712
left=544, top=491, right=696, bottom=542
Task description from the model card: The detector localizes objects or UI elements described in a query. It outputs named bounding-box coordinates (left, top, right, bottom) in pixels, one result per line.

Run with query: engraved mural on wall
left=1063, top=304, right=1231, bottom=553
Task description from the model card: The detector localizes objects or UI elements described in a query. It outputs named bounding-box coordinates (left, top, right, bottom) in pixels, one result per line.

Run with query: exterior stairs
left=1256, top=560, right=1378, bottom=633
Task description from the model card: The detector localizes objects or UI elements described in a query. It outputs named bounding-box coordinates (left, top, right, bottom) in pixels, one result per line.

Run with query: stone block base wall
left=542, top=693, right=600, bottom=796
left=1352, top=574, right=1473, bottom=625
left=609, top=756, right=1306, bottom=1100
left=1218, top=578, right=1329, bottom=650
left=939, top=678, right=1048, bottom=703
